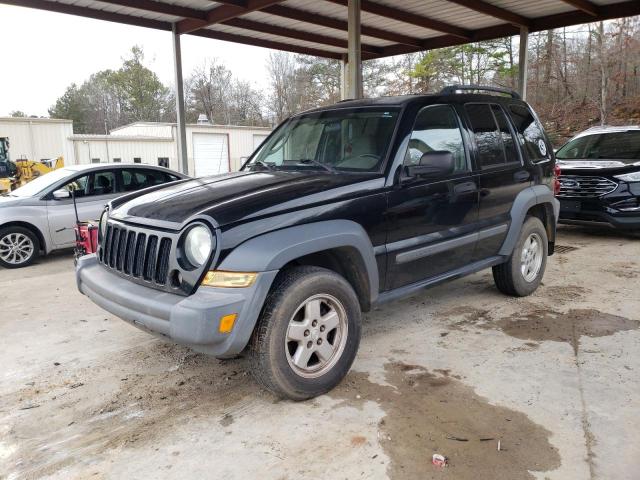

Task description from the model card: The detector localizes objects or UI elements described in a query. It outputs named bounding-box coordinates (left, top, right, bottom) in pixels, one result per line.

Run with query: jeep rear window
left=556, top=131, right=640, bottom=162
left=246, top=108, right=399, bottom=172
left=508, top=105, right=550, bottom=162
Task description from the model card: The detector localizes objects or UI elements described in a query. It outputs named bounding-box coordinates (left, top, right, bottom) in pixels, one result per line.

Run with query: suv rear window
left=465, top=103, right=519, bottom=169
left=508, top=105, right=550, bottom=162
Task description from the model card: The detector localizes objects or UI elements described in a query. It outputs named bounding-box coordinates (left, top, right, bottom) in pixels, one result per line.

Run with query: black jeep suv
left=76, top=85, right=559, bottom=400
left=556, top=126, right=640, bottom=234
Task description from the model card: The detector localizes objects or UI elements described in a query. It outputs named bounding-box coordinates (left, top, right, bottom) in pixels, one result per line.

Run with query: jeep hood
left=111, top=170, right=383, bottom=227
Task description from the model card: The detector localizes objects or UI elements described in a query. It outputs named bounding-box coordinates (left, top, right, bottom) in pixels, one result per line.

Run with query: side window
left=508, top=104, right=550, bottom=162
left=89, top=171, right=117, bottom=196
left=122, top=169, right=168, bottom=192
left=465, top=103, right=505, bottom=169
left=61, top=174, right=90, bottom=198
left=491, top=105, right=519, bottom=163
left=133, top=157, right=142, bottom=164
left=404, top=105, right=467, bottom=173
left=158, top=157, right=169, bottom=168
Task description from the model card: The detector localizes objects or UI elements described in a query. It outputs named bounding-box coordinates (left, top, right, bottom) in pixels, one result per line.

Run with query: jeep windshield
left=556, top=130, right=640, bottom=163
left=245, top=108, right=399, bottom=173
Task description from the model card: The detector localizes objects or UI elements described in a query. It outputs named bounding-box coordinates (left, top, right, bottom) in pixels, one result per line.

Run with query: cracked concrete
left=1, top=224, right=639, bottom=479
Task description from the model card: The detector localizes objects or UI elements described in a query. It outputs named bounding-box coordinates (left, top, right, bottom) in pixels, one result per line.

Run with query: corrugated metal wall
left=0, top=118, right=75, bottom=164
left=72, top=138, right=176, bottom=168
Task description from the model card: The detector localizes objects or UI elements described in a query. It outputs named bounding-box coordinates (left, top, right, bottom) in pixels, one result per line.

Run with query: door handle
left=453, top=182, right=478, bottom=195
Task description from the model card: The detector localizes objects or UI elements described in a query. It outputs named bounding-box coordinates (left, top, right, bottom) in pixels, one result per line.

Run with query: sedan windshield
left=9, top=168, right=74, bottom=197
left=556, top=130, right=640, bottom=163
left=245, top=108, right=399, bottom=172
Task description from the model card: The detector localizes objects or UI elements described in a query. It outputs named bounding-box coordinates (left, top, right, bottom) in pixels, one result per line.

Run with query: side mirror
left=405, top=151, right=455, bottom=179
left=52, top=189, right=71, bottom=200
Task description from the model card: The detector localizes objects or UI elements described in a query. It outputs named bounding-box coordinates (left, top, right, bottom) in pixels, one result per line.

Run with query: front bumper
left=76, top=254, right=278, bottom=357
left=558, top=199, right=640, bottom=231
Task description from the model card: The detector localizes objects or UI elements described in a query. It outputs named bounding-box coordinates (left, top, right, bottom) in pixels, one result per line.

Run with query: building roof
left=110, top=121, right=273, bottom=132
left=69, top=134, right=175, bottom=142
left=0, top=116, right=73, bottom=124
left=7, top=0, right=640, bottom=60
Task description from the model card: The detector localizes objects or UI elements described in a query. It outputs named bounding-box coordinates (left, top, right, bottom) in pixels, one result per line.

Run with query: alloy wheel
left=285, top=294, right=348, bottom=379
left=520, top=232, right=543, bottom=282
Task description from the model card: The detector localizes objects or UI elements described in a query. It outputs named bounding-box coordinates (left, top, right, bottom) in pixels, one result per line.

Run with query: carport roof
left=5, top=0, right=640, bottom=60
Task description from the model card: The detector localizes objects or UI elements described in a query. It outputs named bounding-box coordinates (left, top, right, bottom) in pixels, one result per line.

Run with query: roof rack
left=440, top=84, right=521, bottom=100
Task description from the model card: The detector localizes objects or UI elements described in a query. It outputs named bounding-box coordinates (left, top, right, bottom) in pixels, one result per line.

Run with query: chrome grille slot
left=558, top=175, right=618, bottom=198
left=99, top=223, right=172, bottom=286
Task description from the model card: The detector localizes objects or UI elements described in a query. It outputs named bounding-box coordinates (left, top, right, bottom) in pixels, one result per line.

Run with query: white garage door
left=193, top=133, right=229, bottom=177
left=253, top=134, right=269, bottom=151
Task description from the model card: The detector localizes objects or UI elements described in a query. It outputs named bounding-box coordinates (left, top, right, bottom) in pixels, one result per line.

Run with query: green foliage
left=9, top=110, right=27, bottom=118
left=49, top=46, right=174, bottom=134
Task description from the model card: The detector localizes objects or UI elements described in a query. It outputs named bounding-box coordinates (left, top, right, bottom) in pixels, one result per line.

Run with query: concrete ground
left=1, top=225, right=639, bottom=480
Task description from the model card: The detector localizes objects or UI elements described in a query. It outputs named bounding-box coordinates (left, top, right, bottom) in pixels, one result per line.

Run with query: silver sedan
left=0, top=164, right=187, bottom=268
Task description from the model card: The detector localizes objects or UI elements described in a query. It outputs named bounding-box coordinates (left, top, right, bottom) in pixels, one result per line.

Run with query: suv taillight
left=553, top=165, right=561, bottom=196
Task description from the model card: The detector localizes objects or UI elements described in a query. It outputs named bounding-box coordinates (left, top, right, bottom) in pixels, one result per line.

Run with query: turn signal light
left=202, top=271, right=257, bottom=288
left=219, top=314, right=237, bottom=333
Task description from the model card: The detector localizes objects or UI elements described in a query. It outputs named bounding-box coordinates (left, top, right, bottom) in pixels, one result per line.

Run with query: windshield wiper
left=295, top=158, right=337, bottom=174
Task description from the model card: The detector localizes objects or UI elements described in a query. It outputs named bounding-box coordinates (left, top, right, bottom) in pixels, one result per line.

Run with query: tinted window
left=492, top=105, right=519, bottom=163
left=466, top=104, right=505, bottom=168
left=133, top=157, right=142, bottom=164
left=158, top=157, right=169, bottom=168
left=508, top=105, right=550, bottom=161
left=61, top=171, right=116, bottom=198
left=556, top=131, right=640, bottom=162
left=122, top=169, right=171, bottom=192
left=404, top=105, right=467, bottom=173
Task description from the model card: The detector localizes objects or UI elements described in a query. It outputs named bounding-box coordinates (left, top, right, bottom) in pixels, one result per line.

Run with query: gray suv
left=0, top=164, right=185, bottom=268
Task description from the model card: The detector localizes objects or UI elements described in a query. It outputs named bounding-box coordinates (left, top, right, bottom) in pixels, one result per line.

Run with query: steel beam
left=518, top=26, right=529, bottom=100
left=559, top=0, right=599, bottom=16
left=172, top=23, right=189, bottom=175
left=443, top=0, right=531, bottom=27
left=347, top=0, right=363, bottom=99
left=177, top=0, right=283, bottom=34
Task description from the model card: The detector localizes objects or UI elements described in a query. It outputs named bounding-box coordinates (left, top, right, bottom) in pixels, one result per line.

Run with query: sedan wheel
left=0, top=227, right=40, bottom=268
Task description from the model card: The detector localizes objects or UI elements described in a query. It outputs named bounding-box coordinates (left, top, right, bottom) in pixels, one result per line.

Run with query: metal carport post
left=172, top=22, right=189, bottom=176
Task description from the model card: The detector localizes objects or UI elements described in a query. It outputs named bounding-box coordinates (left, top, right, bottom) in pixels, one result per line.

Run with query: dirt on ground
left=1, top=225, right=640, bottom=480
left=332, top=362, right=561, bottom=480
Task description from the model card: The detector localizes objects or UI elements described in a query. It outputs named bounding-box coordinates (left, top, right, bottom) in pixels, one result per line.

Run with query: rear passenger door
left=463, top=103, right=531, bottom=260
left=386, top=104, right=480, bottom=289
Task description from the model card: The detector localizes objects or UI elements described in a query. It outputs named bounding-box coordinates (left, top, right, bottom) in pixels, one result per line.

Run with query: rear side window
left=465, top=104, right=506, bottom=169
left=122, top=169, right=169, bottom=192
left=508, top=105, right=550, bottom=162
left=492, top=105, right=519, bottom=162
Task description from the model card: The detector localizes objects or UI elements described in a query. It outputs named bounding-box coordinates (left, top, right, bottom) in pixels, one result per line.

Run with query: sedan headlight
left=184, top=225, right=214, bottom=267
left=615, top=171, right=640, bottom=182
left=99, top=210, right=108, bottom=238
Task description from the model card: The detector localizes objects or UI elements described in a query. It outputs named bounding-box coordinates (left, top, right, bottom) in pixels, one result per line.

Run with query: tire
left=492, top=216, right=548, bottom=297
left=249, top=266, right=362, bottom=400
left=0, top=226, right=40, bottom=269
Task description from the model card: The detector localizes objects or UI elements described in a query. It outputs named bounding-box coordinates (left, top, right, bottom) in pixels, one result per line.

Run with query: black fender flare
left=218, top=219, right=380, bottom=303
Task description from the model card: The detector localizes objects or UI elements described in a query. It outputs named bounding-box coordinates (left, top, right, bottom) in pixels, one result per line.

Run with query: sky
left=0, top=4, right=272, bottom=117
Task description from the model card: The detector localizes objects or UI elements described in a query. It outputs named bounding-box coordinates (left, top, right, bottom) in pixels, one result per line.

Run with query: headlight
left=99, top=210, right=108, bottom=238
left=615, top=171, right=640, bottom=182
left=184, top=225, right=213, bottom=267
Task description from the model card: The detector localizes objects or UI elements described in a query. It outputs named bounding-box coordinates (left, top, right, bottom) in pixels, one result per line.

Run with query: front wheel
left=249, top=266, right=361, bottom=400
left=0, top=226, right=40, bottom=269
left=492, top=216, right=548, bottom=297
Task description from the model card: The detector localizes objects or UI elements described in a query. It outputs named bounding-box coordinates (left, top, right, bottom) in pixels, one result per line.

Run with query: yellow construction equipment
left=0, top=137, right=64, bottom=194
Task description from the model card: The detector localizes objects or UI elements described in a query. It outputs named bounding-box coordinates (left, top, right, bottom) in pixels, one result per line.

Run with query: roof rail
left=440, top=84, right=521, bottom=100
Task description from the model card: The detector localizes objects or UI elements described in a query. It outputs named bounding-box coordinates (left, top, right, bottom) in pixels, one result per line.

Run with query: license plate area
left=560, top=200, right=582, bottom=213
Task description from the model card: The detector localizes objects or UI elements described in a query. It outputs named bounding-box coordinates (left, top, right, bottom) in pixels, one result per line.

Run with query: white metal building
left=72, top=122, right=272, bottom=176
left=0, top=117, right=75, bottom=163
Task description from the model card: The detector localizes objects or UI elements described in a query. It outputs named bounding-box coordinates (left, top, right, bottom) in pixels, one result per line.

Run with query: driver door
left=385, top=104, right=480, bottom=289
left=46, top=169, right=120, bottom=247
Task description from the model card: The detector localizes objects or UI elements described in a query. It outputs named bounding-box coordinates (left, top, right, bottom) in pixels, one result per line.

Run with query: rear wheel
left=493, top=216, right=547, bottom=297
left=0, top=226, right=40, bottom=269
left=249, top=266, right=361, bottom=400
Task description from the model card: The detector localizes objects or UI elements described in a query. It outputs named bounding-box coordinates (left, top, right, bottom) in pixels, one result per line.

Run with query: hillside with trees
left=47, top=17, right=640, bottom=145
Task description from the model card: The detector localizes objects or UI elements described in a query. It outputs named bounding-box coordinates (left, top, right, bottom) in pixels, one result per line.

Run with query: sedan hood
left=111, top=170, right=382, bottom=227
left=0, top=195, right=25, bottom=207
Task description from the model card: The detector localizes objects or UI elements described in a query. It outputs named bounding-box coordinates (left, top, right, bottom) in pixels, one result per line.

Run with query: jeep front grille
left=99, top=223, right=172, bottom=286
left=558, top=175, right=618, bottom=198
